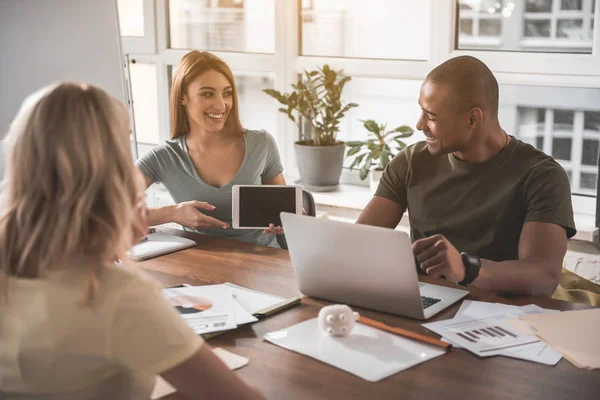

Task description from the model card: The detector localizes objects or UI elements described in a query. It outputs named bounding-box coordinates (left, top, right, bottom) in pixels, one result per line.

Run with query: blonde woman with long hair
left=137, top=51, right=287, bottom=248
left=0, top=83, right=264, bottom=400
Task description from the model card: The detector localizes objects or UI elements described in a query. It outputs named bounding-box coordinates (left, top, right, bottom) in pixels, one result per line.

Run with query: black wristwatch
left=458, top=252, right=481, bottom=287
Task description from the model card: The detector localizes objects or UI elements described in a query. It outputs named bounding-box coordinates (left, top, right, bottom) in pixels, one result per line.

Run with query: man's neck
left=452, top=124, right=508, bottom=164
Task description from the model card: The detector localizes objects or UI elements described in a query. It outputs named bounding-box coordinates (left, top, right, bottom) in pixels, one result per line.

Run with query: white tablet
left=232, top=185, right=302, bottom=229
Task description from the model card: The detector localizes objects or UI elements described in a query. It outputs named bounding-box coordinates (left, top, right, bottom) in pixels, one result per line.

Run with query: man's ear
left=469, top=108, right=484, bottom=128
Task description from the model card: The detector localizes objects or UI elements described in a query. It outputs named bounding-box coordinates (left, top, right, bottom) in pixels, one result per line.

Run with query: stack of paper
left=422, top=300, right=562, bottom=366
left=162, top=283, right=288, bottom=335
left=520, top=308, right=600, bottom=370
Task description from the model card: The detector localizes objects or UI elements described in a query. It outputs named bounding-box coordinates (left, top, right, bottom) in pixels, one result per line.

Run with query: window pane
left=130, top=63, right=160, bottom=145
left=552, top=138, right=572, bottom=160
left=480, top=19, right=502, bottom=36
left=236, top=73, right=276, bottom=138
left=460, top=18, right=474, bottom=35
left=581, top=172, right=597, bottom=190
left=117, top=0, right=144, bottom=37
left=585, top=111, right=600, bottom=131
left=536, top=136, right=545, bottom=149
left=582, top=139, right=599, bottom=165
left=301, top=0, right=430, bottom=60
left=524, top=19, right=552, bottom=37
left=557, top=19, right=584, bottom=39
left=457, top=0, right=594, bottom=53
left=553, top=110, right=574, bottom=131
left=169, top=0, right=275, bottom=53
left=526, top=0, right=552, bottom=12
left=561, top=0, right=582, bottom=10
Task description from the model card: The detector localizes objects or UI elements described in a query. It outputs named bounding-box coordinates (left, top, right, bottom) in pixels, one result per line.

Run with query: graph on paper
left=423, top=315, right=541, bottom=357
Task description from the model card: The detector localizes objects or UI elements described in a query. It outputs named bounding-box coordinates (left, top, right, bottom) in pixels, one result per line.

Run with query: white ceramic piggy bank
left=318, top=304, right=360, bottom=337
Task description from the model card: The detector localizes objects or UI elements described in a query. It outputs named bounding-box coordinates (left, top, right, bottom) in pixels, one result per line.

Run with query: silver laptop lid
left=280, top=213, right=425, bottom=319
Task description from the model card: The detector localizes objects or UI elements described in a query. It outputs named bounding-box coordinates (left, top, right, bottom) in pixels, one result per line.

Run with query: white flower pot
left=370, top=169, right=384, bottom=193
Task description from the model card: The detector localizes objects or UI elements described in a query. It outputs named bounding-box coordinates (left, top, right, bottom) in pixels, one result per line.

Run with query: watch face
left=466, top=254, right=481, bottom=268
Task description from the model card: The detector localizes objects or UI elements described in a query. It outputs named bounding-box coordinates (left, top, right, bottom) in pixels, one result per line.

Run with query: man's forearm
left=472, top=259, right=561, bottom=297
left=147, top=204, right=178, bottom=226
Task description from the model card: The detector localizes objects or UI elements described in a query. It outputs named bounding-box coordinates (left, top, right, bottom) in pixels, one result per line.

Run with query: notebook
left=129, top=232, right=196, bottom=261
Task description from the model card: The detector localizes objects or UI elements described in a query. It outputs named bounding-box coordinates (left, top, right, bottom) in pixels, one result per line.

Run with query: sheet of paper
left=151, top=348, right=250, bottom=399
left=212, top=347, right=250, bottom=370
left=162, top=285, right=237, bottom=335
left=224, top=282, right=286, bottom=314
left=178, top=283, right=259, bottom=325
left=264, top=318, right=446, bottom=382
left=424, top=314, right=541, bottom=357
left=152, top=376, right=176, bottom=400
left=439, top=301, right=562, bottom=365
left=232, top=297, right=259, bottom=325
left=520, top=308, right=600, bottom=370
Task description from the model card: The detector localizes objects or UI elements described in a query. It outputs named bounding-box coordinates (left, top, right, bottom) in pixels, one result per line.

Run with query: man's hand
left=412, top=234, right=465, bottom=283
left=173, top=201, right=228, bottom=230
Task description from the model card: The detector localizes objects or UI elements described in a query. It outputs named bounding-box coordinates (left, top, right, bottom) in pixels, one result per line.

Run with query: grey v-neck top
left=136, top=130, right=283, bottom=248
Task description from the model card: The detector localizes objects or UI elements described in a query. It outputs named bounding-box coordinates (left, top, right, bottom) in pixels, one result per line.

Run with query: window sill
left=312, top=184, right=599, bottom=244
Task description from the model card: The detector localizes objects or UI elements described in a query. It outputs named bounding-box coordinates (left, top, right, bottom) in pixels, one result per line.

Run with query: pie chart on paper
left=167, top=295, right=213, bottom=314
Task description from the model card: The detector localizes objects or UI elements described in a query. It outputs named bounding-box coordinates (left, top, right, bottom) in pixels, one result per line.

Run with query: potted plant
left=263, top=65, right=358, bottom=190
left=345, top=119, right=414, bottom=192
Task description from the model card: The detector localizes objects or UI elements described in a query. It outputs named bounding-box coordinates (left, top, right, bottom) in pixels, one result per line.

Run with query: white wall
left=0, top=0, right=126, bottom=177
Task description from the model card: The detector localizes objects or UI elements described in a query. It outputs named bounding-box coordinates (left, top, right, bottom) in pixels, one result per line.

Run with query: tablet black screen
left=239, top=186, right=297, bottom=227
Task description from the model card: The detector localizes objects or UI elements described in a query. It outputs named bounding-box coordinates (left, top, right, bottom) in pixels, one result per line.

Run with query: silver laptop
left=280, top=213, right=469, bottom=320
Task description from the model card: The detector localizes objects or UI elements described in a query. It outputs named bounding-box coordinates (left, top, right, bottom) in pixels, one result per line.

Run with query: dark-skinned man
left=357, top=55, right=576, bottom=297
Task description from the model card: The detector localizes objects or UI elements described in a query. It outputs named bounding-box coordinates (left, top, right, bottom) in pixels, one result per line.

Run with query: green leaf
left=349, top=153, right=366, bottom=170
left=345, top=141, right=365, bottom=147
left=380, top=147, right=392, bottom=169
left=362, top=119, right=380, bottom=135
left=371, top=146, right=382, bottom=160
left=394, top=139, right=407, bottom=149
left=359, top=155, right=372, bottom=180
left=388, top=125, right=414, bottom=138
left=367, top=141, right=378, bottom=150
left=346, top=146, right=362, bottom=157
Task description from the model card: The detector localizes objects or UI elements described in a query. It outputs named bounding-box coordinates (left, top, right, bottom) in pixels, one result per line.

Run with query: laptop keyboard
left=421, top=296, right=442, bottom=309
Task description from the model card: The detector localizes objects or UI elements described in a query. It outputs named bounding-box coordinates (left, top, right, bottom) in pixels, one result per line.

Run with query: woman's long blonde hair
left=0, top=83, right=139, bottom=299
left=170, top=50, right=244, bottom=138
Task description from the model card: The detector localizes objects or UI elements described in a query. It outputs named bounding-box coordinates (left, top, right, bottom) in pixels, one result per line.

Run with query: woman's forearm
left=147, top=204, right=178, bottom=226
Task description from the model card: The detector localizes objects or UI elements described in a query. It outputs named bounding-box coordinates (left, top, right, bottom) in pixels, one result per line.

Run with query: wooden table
left=135, top=229, right=599, bottom=400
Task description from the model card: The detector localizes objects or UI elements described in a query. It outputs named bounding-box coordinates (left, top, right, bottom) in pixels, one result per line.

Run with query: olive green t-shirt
left=375, top=136, right=576, bottom=262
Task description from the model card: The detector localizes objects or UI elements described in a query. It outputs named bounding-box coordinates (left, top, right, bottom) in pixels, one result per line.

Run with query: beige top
left=0, top=263, right=203, bottom=399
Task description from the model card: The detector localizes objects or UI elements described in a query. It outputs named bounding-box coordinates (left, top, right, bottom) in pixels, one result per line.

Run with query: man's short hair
left=426, top=56, right=499, bottom=117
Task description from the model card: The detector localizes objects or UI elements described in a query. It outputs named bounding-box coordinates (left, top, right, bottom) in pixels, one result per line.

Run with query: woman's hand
left=131, top=194, right=149, bottom=245
left=264, top=224, right=284, bottom=235
left=173, top=201, right=229, bottom=230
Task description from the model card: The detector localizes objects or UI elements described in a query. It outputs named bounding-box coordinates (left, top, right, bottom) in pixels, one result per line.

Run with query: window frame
left=119, top=0, right=157, bottom=54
